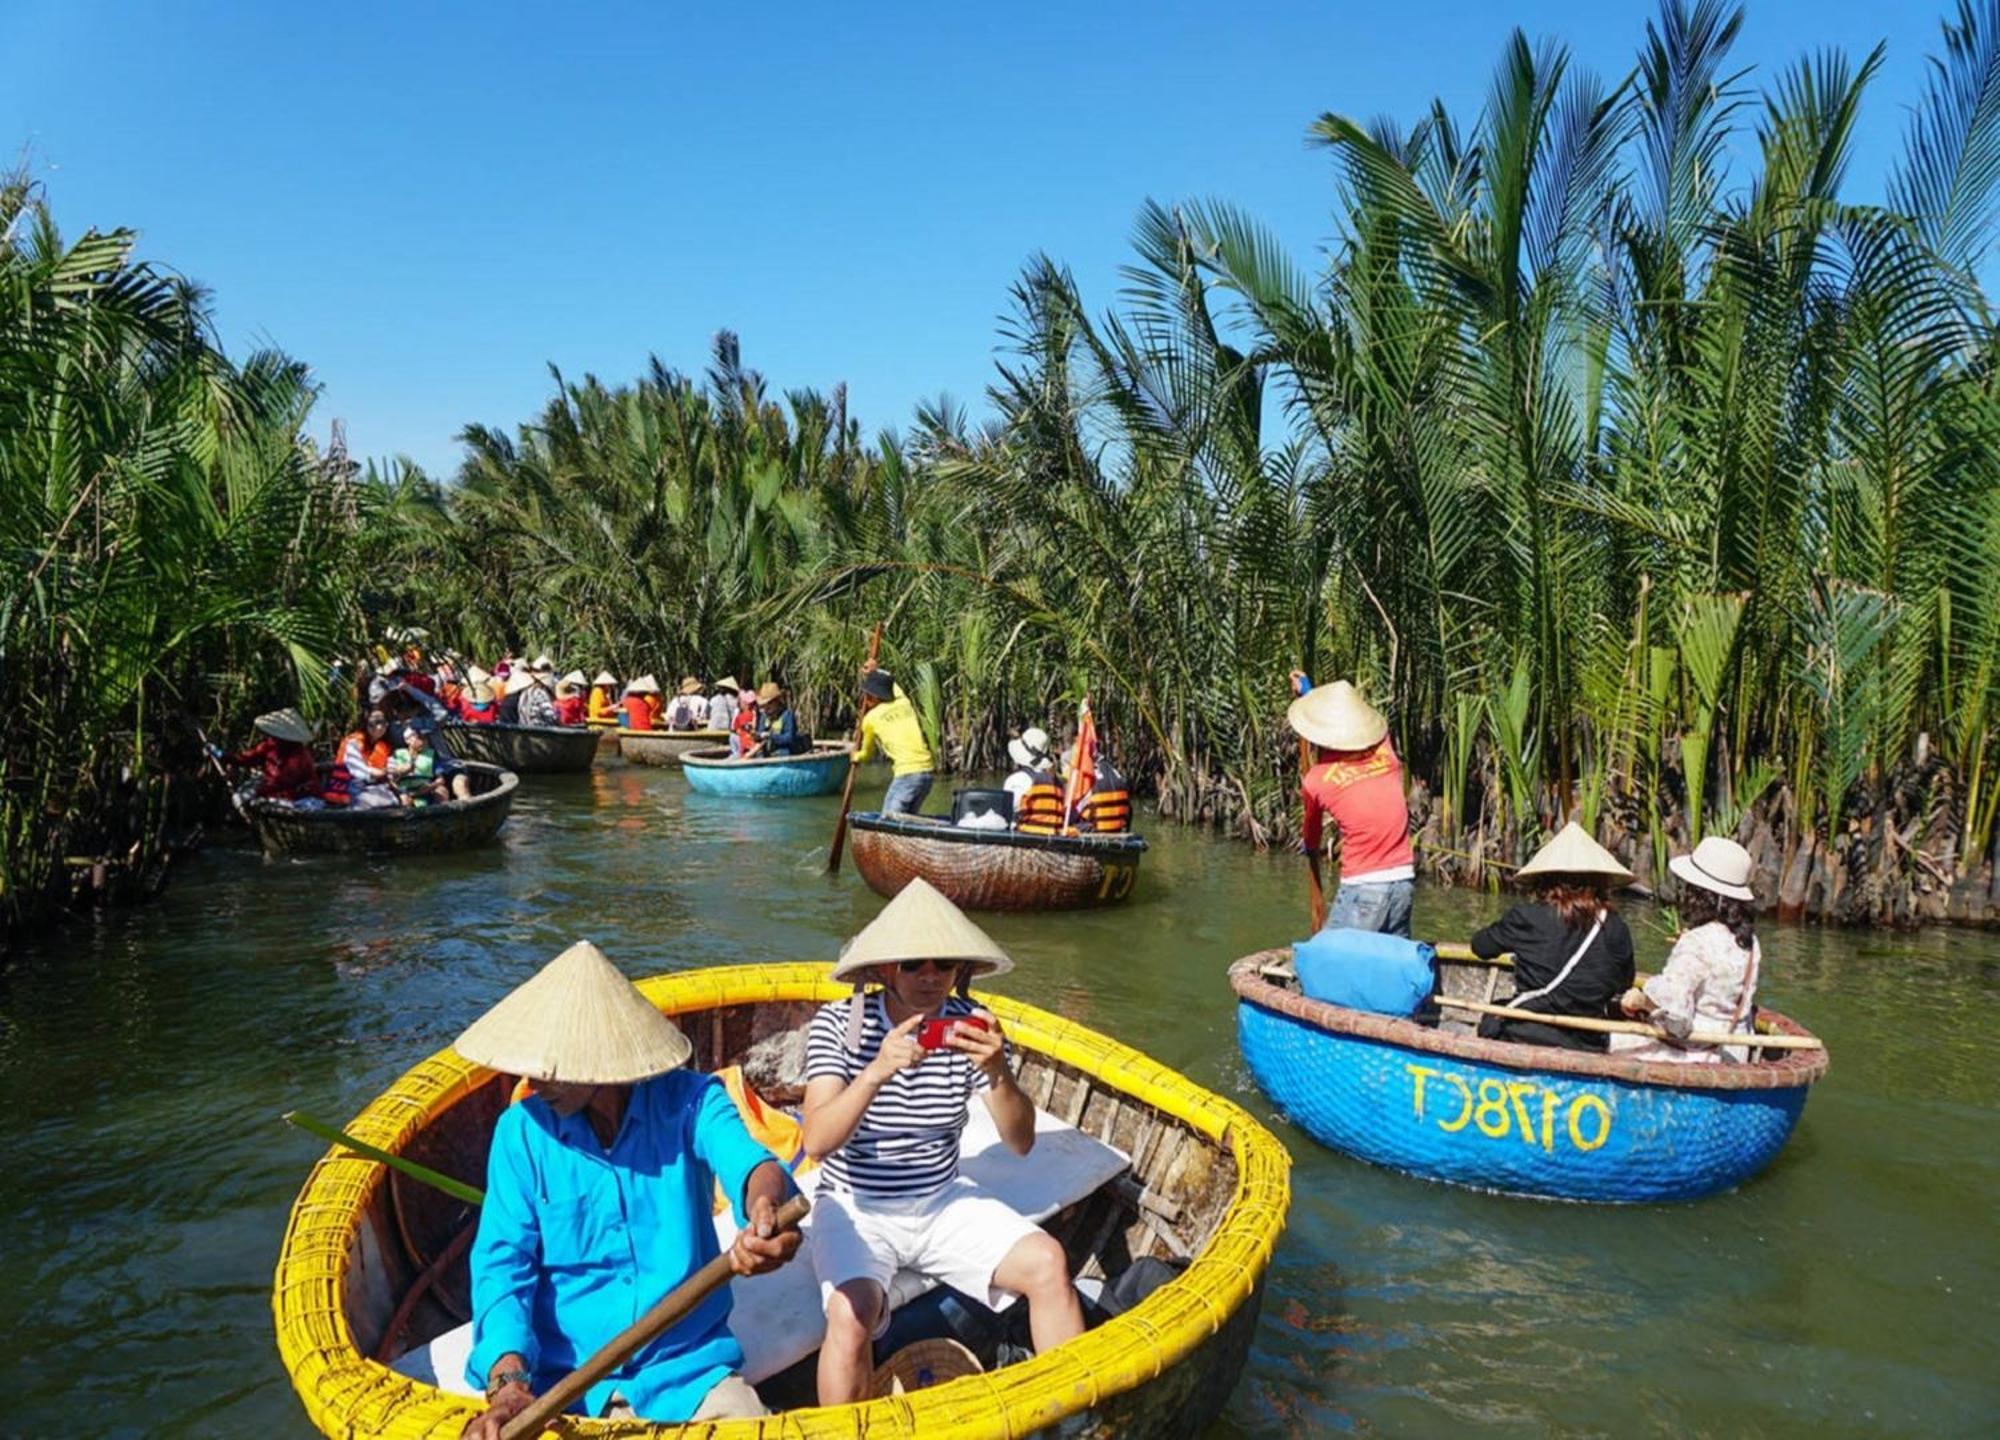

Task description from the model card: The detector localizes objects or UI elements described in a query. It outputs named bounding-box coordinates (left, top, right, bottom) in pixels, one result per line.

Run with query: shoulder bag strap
left=1512, top=911, right=1606, bottom=1008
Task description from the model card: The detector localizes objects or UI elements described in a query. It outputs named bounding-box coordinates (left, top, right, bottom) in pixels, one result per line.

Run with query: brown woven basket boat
left=243, top=763, right=516, bottom=857
left=440, top=721, right=600, bottom=774
left=849, top=812, right=1147, bottom=910
left=617, top=729, right=731, bottom=767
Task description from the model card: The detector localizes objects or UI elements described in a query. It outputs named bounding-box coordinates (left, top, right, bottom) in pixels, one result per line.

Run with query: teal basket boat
left=1230, top=947, right=1827, bottom=1203
left=679, top=742, right=853, bottom=798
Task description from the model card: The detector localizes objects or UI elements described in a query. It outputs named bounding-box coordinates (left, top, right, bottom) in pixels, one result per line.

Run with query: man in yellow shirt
left=854, top=663, right=935, bottom=814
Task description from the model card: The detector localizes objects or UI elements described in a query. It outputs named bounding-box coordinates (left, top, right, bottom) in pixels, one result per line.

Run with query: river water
left=1, top=764, right=1993, bottom=1438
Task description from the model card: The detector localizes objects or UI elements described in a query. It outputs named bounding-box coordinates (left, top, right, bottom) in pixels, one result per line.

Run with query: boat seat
left=393, top=1101, right=1130, bottom=1394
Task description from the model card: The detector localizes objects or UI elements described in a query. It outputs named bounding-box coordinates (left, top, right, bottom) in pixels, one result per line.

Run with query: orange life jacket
left=1015, top=769, right=1066, bottom=834
left=1080, top=759, right=1131, bottom=833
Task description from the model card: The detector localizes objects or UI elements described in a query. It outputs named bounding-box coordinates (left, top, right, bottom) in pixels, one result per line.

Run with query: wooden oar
left=1434, top=997, right=1825, bottom=1051
left=283, top=1110, right=485, bottom=1205
left=826, top=620, right=885, bottom=873
left=189, top=718, right=251, bottom=821
left=1292, top=672, right=1327, bottom=932
left=499, top=1194, right=811, bottom=1439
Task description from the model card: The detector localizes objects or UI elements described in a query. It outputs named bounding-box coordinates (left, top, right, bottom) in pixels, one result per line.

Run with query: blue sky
left=1, top=1, right=1954, bottom=477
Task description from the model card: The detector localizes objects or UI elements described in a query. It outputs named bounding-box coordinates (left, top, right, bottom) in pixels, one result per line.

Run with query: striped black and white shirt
left=804, top=993, right=1006, bottom=1200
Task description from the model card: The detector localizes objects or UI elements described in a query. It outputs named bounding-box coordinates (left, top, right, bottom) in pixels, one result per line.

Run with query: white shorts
left=811, top=1178, right=1044, bottom=1326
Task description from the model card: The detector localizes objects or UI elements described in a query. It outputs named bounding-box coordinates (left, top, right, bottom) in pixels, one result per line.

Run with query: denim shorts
left=1325, top=878, right=1414, bottom=938
left=881, top=772, right=934, bottom=815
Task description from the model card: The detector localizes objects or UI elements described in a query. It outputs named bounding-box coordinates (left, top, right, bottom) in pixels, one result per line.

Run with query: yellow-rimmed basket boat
left=273, top=963, right=1290, bottom=1438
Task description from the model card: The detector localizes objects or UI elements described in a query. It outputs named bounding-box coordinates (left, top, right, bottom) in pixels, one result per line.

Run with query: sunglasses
left=897, top=958, right=962, bottom=974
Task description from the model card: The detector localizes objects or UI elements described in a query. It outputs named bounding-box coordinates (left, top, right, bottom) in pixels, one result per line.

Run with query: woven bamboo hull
left=848, top=813, right=1146, bottom=910
left=588, top=722, right=620, bottom=757
left=244, top=764, right=517, bottom=857
left=273, top=963, right=1289, bottom=1439
left=440, top=722, right=599, bottom=774
left=679, top=743, right=853, bottom=797
left=1230, top=949, right=1827, bottom=1203
left=617, top=729, right=731, bottom=767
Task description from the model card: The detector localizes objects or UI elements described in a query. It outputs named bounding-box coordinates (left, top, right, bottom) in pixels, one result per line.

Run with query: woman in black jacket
left=1470, top=823, right=1636, bottom=1051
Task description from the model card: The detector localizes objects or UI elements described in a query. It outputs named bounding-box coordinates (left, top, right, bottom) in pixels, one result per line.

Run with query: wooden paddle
left=826, top=620, right=885, bottom=873
left=499, top=1193, right=811, bottom=1439
left=1291, top=672, right=1327, bottom=932
left=1434, top=997, right=1825, bottom=1051
left=189, top=718, right=252, bottom=822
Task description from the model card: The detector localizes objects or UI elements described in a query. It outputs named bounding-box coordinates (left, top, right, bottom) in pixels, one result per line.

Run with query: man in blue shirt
left=743, top=681, right=810, bottom=757
left=453, top=941, right=801, bottom=1437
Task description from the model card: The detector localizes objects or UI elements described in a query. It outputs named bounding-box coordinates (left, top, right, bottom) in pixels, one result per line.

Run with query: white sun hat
left=1515, top=821, right=1634, bottom=882
left=531, top=653, right=556, bottom=674
left=1670, top=836, right=1757, bottom=902
left=1006, top=726, right=1052, bottom=770
left=831, top=877, right=1015, bottom=983
left=626, top=674, right=661, bottom=695
left=593, top=670, right=618, bottom=687
left=1286, top=680, right=1388, bottom=752
left=252, top=707, right=316, bottom=745
left=558, top=669, right=587, bottom=690
left=466, top=665, right=492, bottom=686
left=454, top=940, right=694, bottom=1084
left=506, top=671, right=540, bottom=695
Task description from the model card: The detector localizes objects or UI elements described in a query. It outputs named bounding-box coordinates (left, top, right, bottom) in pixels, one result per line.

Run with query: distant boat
left=618, top=728, right=731, bottom=767
left=849, top=811, right=1146, bottom=910
left=441, top=721, right=599, bottom=774
left=1231, top=944, right=1827, bottom=1203
left=679, top=742, right=853, bottom=797
left=243, top=763, right=516, bottom=857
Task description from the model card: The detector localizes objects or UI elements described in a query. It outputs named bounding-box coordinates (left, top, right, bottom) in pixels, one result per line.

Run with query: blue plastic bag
left=1293, top=927, right=1436, bottom=1015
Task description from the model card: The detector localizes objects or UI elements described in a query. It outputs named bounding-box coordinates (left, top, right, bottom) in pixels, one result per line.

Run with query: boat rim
left=440, top=721, right=598, bottom=740
left=851, top=810, right=1148, bottom=856
left=1230, top=948, right=1828, bottom=1092
left=678, top=742, right=854, bottom=768
left=274, top=963, right=1288, bottom=1438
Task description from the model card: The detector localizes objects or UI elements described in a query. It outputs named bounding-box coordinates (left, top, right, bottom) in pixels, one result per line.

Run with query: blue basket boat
left=1230, top=947, right=1827, bottom=1203
left=679, top=742, right=854, bottom=798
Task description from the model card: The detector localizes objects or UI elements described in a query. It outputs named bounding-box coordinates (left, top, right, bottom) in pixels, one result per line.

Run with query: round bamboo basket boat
left=587, top=720, right=621, bottom=757
left=1231, top=946, right=1828, bottom=1202
left=243, top=763, right=517, bottom=857
left=849, top=813, right=1147, bottom=910
left=618, top=729, right=731, bottom=767
left=273, top=963, right=1290, bottom=1438
left=679, top=743, right=853, bottom=798
left=441, top=722, right=600, bottom=774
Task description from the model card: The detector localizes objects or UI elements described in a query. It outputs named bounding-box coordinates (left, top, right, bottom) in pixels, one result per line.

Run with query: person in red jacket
left=554, top=670, right=588, bottom=726
left=456, top=675, right=502, bottom=724
left=621, top=675, right=661, bottom=730
left=216, top=708, right=320, bottom=802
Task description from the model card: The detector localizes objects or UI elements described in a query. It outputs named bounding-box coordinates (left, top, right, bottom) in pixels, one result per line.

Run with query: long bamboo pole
left=827, top=620, right=886, bottom=873
left=1292, top=673, right=1327, bottom=933
left=1434, top=997, right=1825, bottom=1051
left=499, top=1194, right=811, bottom=1439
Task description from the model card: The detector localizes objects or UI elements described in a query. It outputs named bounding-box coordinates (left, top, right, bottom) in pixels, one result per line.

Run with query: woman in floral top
left=1613, top=836, right=1761, bottom=1063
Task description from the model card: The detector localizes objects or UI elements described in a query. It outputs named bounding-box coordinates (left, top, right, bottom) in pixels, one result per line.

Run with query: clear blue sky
left=2, top=1, right=1953, bottom=477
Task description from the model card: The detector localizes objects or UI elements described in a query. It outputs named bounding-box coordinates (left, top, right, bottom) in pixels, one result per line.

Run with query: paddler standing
left=1287, top=675, right=1415, bottom=937
left=852, top=661, right=935, bottom=815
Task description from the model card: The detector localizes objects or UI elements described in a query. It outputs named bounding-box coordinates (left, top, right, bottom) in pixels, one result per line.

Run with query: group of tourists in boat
left=1285, top=674, right=1767, bottom=1064
left=445, top=879, right=1083, bottom=1435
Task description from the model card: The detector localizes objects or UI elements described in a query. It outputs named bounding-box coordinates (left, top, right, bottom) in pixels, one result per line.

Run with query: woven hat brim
left=1669, top=852, right=1756, bottom=901
left=831, top=878, right=1014, bottom=982
left=679, top=678, right=704, bottom=694
left=713, top=676, right=740, bottom=692
left=254, top=709, right=315, bottom=744
left=1286, top=687, right=1388, bottom=751
left=1515, top=823, right=1634, bottom=882
left=593, top=671, right=617, bottom=686
left=756, top=684, right=784, bottom=703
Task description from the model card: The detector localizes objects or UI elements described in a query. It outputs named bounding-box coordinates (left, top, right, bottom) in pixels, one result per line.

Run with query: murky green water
left=1, top=764, right=1993, bottom=1437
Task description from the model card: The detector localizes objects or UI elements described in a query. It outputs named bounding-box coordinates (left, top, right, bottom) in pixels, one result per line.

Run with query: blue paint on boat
left=680, top=746, right=850, bottom=798
left=1233, top=957, right=1822, bottom=1204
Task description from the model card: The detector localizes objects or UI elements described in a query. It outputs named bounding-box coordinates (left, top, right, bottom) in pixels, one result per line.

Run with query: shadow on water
left=0, top=766, right=1995, bottom=1437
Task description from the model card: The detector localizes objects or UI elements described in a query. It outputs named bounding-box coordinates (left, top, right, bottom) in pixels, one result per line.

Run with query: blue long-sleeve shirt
left=465, top=1071, right=778, bottom=1422
left=755, top=707, right=809, bottom=756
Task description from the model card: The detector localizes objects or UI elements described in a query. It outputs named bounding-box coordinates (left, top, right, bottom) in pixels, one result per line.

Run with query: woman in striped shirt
left=801, top=879, right=1085, bottom=1404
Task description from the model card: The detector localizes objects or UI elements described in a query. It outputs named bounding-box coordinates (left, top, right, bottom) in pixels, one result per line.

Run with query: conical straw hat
left=831, top=877, right=1015, bottom=982
left=1286, top=680, right=1387, bottom=751
left=454, top=941, right=693, bottom=1083
left=253, top=707, right=315, bottom=744
left=1516, top=821, right=1633, bottom=882
left=593, top=670, right=617, bottom=687
left=627, top=675, right=661, bottom=694
left=713, top=675, right=740, bottom=693
left=466, top=665, right=492, bottom=685
left=558, top=669, right=587, bottom=691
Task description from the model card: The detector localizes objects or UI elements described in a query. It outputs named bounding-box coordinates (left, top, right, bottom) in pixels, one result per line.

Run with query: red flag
left=1060, top=699, right=1097, bottom=830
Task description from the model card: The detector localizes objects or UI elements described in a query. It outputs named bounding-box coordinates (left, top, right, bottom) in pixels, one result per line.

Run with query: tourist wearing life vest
left=853, top=663, right=935, bottom=814
left=332, top=709, right=398, bottom=809
left=1008, top=728, right=1066, bottom=835
left=620, top=675, right=660, bottom=731
left=553, top=671, right=588, bottom=726
left=586, top=671, right=619, bottom=724
left=1077, top=753, right=1131, bottom=834
left=1288, top=677, right=1416, bottom=937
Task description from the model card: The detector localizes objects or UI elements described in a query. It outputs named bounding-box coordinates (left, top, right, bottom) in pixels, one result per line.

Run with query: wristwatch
left=485, top=1368, right=532, bottom=1396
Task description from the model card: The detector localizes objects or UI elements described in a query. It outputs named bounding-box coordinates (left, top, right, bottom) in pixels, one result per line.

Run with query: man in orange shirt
left=1288, top=677, right=1415, bottom=937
